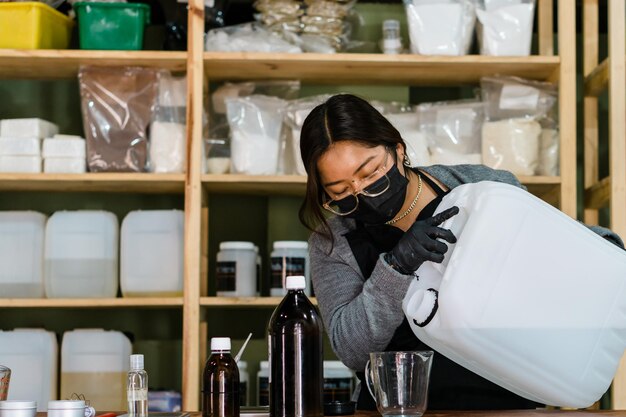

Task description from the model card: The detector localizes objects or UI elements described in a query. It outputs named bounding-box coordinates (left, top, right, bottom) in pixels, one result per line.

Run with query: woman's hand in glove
left=386, top=206, right=460, bottom=275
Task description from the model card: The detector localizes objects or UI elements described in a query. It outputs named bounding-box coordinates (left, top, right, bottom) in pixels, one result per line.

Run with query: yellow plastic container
left=0, top=2, right=74, bottom=49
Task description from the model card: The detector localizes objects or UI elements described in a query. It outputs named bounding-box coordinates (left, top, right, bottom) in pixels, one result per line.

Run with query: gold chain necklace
left=385, top=174, right=423, bottom=225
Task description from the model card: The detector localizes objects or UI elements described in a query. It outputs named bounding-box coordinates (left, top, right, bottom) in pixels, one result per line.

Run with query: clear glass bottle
left=268, top=275, right=323, bottom=417
left=203, top=337, right=240, bottom=417
left=127, top=354, right=148, bottom=417
left=382, top=19, right=402, bottom=54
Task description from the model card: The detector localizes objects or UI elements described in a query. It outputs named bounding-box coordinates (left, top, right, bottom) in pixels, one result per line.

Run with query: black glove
left=386, top=206, right=460, bottom=274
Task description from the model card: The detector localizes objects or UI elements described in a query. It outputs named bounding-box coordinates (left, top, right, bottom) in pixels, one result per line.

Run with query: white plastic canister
left=270, top=241, right=310, bottom=296
left=121, top=210, right=184, bottom=297
left=403, top=181, right=626, bottom=408
left=0, top=329, right=57, bottom=411
left=238, top=361, right=249, bottom=406
left=216, top=242, right=256, bottom=296
left=44, top=211, right=118, bottom=298
left=0, top=212, right=46, bottom=298
left=60, top=329, right=131, bottom=412
left=257, top=361, right=269, bottom=406
left=323, top=361, right=355, bottom=404
left=0, top=400, right=37, bottom=417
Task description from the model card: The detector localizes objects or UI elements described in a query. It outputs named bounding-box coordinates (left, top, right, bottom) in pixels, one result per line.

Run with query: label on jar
left=324, top=377, right=353, bottom=403
left=270, top=256, right=305, bottom=290
left=240, top=381, right=247, bottom=406
left=258, top=376, right=269, bottom=406
left=216, top=261, right=236, bottom=292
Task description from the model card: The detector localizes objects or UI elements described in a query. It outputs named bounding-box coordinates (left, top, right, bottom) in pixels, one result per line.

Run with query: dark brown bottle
left=268, top=275, right=323, bottom=417
left=202, top=337, right=240, bottom=417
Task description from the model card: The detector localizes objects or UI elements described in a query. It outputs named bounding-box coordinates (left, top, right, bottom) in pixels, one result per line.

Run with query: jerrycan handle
left=364, top=359, right=376, bottom=402
left=431, top=205, right=469, bottom=275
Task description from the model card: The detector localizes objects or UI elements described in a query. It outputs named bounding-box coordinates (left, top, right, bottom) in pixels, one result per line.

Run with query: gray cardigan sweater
left=309, top=164, right=624, bottom=372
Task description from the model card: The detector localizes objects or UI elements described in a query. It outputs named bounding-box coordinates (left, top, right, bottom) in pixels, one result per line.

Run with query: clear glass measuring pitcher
left=365, top=351, right=433, bottom=417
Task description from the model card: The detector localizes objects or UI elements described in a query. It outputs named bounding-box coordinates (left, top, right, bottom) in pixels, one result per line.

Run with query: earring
left=403, top=154, right=411, bottom=167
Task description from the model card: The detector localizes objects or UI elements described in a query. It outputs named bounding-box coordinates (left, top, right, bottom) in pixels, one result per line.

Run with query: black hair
left=298, top=94, right=407, bottom=242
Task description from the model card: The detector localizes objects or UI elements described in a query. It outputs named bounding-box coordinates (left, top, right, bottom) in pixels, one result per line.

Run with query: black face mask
left=338, top=163, right=409, bottom=225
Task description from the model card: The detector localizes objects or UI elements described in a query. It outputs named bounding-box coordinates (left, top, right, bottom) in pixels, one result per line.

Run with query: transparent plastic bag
left=150, top=73, right=187, bottom=174
left=254, top=0, right=356, bottom=51
left=480, top=76, right=558, bottom=122
left=211, top=81, right=300, bottom=115
left=205, top=22, right=302, bottom=53
left=384, top=109, right=431, bottom=167
left=418, top=100, right=484, bottom=166
left=283, top=94, right=332, bottom=175
left=538, top=122, right=559, bottom=176
left=476, top=0, right=536, bottom=56
left=79, top=66, right=159, bottom=173
left=226, top=95, right=288, bottom=175
left=404, top=0, right=476, bottom=56
left=481, top=117, right=541, bottom=175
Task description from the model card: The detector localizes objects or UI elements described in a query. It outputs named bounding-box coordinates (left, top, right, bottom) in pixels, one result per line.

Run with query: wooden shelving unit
left=0, top=173, right=185, bottom=193
left=203, top=52, right=560, bottom=85
left=0, top=297, right=184, bottom=308
left=0, top=0, right=577, bottom=411
left=0, top=50, right=187, bottom=79
left=583, top=0, right=626, bottom=409
left=200, top=296, right=316, bottom=307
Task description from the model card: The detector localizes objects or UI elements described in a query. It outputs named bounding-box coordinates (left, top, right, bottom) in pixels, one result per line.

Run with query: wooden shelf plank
left=0, top=173, right=185, bottom=193
left=585, top=176, right=611, bottom=210
left=200, top=296, right=317, bottom=307
left=585, top=58, right=609, bottom=97
left=0, top=50, right=187, bottom=79
left=204, top=52, right=560, bottom=85
left=202, top=174, right=560, bottom=197
left=0, top=297, right=184, bottom=308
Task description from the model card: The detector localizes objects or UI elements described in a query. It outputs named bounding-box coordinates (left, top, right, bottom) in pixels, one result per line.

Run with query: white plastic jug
left=402, top=181, right=626, bottom=408
left=0, top=212, right=47, bottom=298
left=0, top=329, right=58, bottom=411
left=120, top=210, right=184, bottom=297
left=60, top=329, right=131, bottom=412
left=44, top=211, right=118, bottom=298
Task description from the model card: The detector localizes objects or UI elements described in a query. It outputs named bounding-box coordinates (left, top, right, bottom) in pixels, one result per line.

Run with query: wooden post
left=608, top=0, right=626, bottom=407
left=182, top=0, right=205, bottom=409
left=557, top=0, right=577, bottom=218
left=583, top=0, right=599, bottom=226
left=538, top=0, right=554, bottom=56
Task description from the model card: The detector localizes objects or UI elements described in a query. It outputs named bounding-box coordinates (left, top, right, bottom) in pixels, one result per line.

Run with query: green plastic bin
left=74, top=2, right=150, bottom=50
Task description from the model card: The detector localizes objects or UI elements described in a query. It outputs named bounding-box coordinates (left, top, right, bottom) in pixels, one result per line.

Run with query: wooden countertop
left=53, top=411, right=626, bottom=417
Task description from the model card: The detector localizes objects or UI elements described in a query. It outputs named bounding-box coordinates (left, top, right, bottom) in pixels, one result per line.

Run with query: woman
left=299, top=94, right=624, bottom=410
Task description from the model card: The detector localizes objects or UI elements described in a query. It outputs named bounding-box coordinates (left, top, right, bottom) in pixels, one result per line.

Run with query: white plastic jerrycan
left=402, top=181, right=626, bottom=408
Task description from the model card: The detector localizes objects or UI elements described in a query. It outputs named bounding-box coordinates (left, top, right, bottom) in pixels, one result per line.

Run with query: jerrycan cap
left=286, top=276, right=306, bottom=290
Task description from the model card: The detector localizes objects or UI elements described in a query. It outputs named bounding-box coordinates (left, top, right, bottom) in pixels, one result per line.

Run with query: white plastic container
left=0, top=212, right=46, bottom=298
left=0, top=400, right=37, bottom=417
left=323, top=361, right=355, bottom=404
left=0, top=329, right=57, bottom=411
left=121, top=210, right=184, bottom=297
left=269, top=241, right=310, bottom=297
left=254, top=246, right=261, bottom=297
left=61, top=329, right=131, bottom=412
left=239, top=361, right=249, bottom=406
left=47, top=400, right=93, bottom=417
left=0, top=156, right=41, bottom=173
left=43, top=158, right=86, bottom=174
left=257, top=361, right=269, bottom=406
left=403, top=181, right=626, bottom=408
left=216, top=241, right=256, bottom=297
left=0, top=138, right=41, bottom=156
left=42, top=138, right=86, bottom=159
left=44, top=211, right=119, bottom=298
left=0, top=118, right=58, bottom=139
